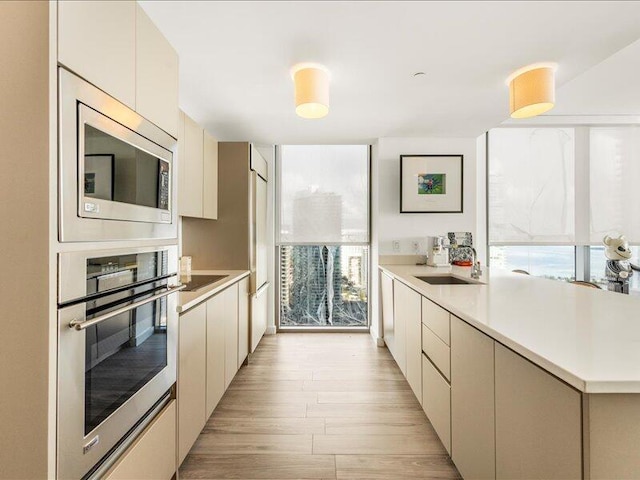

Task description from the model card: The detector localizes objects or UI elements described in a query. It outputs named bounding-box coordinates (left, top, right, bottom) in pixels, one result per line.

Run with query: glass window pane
left=280, top=245, right=368, bottom=326
left=489, top=128, right=575, bottom=243
left=490, top=245, right=575, bottom=281
left=279, top=145, right=369, bottom=243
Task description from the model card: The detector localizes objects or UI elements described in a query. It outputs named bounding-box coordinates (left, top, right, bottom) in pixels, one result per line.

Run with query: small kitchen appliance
left=427, top=236, right=450, bottom=267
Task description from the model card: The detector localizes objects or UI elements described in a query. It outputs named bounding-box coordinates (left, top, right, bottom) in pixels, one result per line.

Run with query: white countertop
left=380, top=264, right=640, bottom=394
left=177, top=270, right=250, bottom=313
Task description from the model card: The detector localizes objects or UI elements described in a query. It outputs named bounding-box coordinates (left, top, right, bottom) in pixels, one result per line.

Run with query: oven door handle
left=69, top=284, right=186, bottom=331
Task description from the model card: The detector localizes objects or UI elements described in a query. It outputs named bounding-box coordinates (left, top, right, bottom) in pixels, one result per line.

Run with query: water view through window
left=280, top=245, right=368, bottom=327
left=489, top=245, right=575, bottom=281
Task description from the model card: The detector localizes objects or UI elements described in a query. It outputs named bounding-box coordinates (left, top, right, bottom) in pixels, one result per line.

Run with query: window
left=277, top=145, right=370, bottom=328
left=489, top=125, right=640, bottom=289
left=489, top=246, right=575, bottom=281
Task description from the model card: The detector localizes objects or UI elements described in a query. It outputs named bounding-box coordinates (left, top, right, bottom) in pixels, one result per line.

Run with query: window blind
left=278, top=145, right=369, bottom=244
left=590, top=126, right=640, bottom=244
left=489, top=128, right=576, bottom=244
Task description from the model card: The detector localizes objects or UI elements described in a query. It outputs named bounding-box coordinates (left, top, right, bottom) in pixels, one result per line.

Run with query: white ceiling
left=140, top=1, right=640, bottom=144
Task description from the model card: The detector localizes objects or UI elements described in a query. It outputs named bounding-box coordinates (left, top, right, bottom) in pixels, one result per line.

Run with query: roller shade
left=489, top=128, right=576, bottom=244
left=590, top=126, right=640, bottom=244
left=278, top=145, right=369, bottom=244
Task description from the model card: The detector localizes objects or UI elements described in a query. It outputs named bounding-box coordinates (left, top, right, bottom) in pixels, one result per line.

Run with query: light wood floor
left=180, top=333, right=461, bottom=480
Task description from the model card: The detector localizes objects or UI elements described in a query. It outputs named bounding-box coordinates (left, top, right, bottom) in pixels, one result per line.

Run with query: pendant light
left=506, top=63, right=557, bottom=119
left=291, top=63, right=330, bottom=119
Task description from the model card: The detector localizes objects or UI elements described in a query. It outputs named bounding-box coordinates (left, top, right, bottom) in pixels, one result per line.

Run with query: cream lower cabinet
left=391, top=279, right=408, bottom=375
left=380, top=271, right=395, bottom=357
left=494, top=343, right=582, bottom=480
left=104, top=400, right=176, bottom=480
left=402, top=284, right=422, bottom=403
left=178, top=303, right=207, bottom=466
left=237, top=277, right=250, bottom=368
left=206, top=290, right=227, bottom=417
left=223, top=285, right=239, bottom=389
left=422, top=353, right=451, bottom=454
left=451, top=316, right=495, bottom=480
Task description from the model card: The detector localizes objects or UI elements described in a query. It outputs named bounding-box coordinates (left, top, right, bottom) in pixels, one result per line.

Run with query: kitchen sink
left=416, top=275, right=475, bottom=285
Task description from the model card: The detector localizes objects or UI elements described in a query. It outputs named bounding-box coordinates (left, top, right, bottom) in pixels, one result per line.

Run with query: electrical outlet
left=392, top=240, right=400, bottom=252
left=412, top=241, right=420, bottom=253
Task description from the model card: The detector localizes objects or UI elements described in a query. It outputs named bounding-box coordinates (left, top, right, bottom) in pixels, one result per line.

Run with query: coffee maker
left=427, top=236, right=450, bottom=267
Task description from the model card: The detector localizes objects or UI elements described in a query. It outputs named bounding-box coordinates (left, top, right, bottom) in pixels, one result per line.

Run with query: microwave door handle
left=69, top=284, right=185, bottom=331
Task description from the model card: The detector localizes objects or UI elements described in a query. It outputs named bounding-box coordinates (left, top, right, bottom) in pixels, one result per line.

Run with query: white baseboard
left=265, top=325, right=276, bottom=335
left=376, top=337, right=385, bottom=347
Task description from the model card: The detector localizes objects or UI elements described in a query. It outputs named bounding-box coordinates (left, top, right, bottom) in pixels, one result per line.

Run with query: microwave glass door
left=84, top=251, right=168, bottom=435
left=78, top=103, right=172, bottom=224
left=84, top=125, right=170, bottom=210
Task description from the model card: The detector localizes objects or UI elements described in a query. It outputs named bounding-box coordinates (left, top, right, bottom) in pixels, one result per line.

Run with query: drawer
left=422, top=324, right=450, bottom=381
left=422, top=354, right=451, bottom=454
left=104, top=400, right=176, bottom=480
left=422, top=297, right=450, bottom=345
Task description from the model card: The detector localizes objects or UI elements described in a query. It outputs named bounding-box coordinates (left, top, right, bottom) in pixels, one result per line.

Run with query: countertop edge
left=177, top=270, right=250, bottom=313
left=379, top=264, right=640, bottom=394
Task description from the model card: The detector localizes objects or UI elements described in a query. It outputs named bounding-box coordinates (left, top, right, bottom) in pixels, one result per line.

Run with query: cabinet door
left=224, top=285, right=239, bottom=389
left=422, top=354, right=451, bottom=454
left=203, top=131, right=219, bottom=219
left=135, top=4, right=178, bottom=137
left=206, top=294, right=225, bottom=418
left=404, top=285, right=422, bottom=403
left=105, top=401, right=176, bottom=480
left=380, top=271, right=395, bottom=357
left=180, top=113, right=204, bottom=217
left=237, top=277, right=250, bottom=368
left=451, top=316, right=495, bottom=480
left=495, top=343, right=581, bottom=480
left=58, top=1, right=135, bottom=108
left=390, top=280, right=407, bottom=375
left=178, top=304, right=206, bottom=466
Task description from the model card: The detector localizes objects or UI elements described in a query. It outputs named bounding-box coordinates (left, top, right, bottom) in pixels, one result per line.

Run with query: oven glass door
left=78, top=103, right=172, bottom=223
left=83, top=252, right=169, bottom=435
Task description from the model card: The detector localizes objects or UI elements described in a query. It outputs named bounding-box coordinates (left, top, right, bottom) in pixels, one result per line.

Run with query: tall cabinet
left=183, top=143, right=270, bottom=353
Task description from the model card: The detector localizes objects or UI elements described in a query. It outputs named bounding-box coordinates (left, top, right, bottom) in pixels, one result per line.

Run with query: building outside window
left=277, top=145, right=370, bottom=328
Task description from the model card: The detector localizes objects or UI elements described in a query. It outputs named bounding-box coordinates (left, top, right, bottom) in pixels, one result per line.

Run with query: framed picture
left=400, top=154, right=463, bottom=213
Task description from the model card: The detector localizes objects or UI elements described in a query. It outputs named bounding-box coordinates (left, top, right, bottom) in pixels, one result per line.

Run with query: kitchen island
left=380, top=264, right=640, bottom=479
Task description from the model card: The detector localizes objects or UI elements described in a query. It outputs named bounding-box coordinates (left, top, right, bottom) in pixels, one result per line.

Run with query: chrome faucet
left=470, top=247, right=482, bottom=279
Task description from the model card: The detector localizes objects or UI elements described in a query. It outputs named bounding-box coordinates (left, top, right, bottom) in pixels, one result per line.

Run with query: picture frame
left=400, top=154, right=463, bottom=213
left=84, top=154, right=115, bottom=201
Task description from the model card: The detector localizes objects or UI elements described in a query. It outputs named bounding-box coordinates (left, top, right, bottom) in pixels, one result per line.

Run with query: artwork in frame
left=400, top=154, right=463, bottom=213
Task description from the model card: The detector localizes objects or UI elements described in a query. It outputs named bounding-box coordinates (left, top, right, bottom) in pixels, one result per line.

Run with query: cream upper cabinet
left=135, top=4, right=178, bottom=138
left=380, top=271, right=395, bottom=357
left=451, top=315, right=496, bottom=480
left=58, top=1, right=136, bottom=108
left=391, top=279, right=407, bottom=375
left=203, top=132, right=219, bottom=219
left=179, top=111, right=219, bottom=220
left=177, top=303, right=207, bottom=466
left=495, top=343, right=582, bottom=480
left=180, top=112, right=204, bottom=217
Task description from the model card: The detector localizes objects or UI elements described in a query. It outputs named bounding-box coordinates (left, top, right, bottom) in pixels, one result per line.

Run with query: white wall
left=370, top=135, right=486, bottom=343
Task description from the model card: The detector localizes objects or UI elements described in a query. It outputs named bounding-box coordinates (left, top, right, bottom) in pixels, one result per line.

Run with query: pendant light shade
left=507, top=63, right=557, bottom=119
left=291, top=63, right=330, bottom=119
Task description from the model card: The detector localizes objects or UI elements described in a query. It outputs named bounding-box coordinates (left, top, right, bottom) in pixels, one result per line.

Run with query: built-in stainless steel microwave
left=59, top=68, right=178, bottom=242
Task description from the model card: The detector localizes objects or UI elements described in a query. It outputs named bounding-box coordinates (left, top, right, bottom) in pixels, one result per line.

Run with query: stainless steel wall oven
left=58, top=68, right=177, bottom=242
left=57, top=245, right=182, bottom=479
